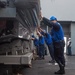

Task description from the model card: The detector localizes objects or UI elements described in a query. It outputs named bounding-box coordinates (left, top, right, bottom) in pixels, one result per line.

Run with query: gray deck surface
left=22, top=55, right=75, bottom=75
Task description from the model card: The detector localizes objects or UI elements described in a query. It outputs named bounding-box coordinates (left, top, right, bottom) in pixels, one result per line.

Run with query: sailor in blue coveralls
left=31, top=35, right=39, bottom=55
left=41, top=16, right=65, bottom=74
left=38, top=27, right=55, bottom=63
left=36, top=29, right=45, bottom=59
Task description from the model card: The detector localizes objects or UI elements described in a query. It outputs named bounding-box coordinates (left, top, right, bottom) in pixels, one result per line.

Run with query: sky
left=40, top=0, right=75, bottom=21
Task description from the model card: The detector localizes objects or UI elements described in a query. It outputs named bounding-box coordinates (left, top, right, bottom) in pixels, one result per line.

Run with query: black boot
left=54, top=66, right=65, bottom=74
left=49, top=60, right=55, bottom=63
left=54, top=70, right=65, bottom=74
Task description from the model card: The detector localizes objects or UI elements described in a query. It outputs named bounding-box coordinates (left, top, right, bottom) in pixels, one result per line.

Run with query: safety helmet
left=50, top=16, right=57, bottom=21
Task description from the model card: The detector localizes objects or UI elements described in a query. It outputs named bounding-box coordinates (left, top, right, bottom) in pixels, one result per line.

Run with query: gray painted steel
left=0, top=7, right=16, bottom=18
left=71, top=22, right=75, bottom=55
left=0, top=53, right=33, bottom=65
left=0, top=0, right=40, bottom=65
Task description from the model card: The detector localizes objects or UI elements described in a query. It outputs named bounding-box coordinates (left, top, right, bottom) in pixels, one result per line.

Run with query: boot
left=54, top=70, right=65, bottom=74
left=54, top=66, right=65, bottom=74
left=49, top=60, right=55, bottom=63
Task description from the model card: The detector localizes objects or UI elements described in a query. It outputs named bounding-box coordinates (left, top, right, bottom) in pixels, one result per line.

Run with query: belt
left=54, top=40, right=64, bottom=43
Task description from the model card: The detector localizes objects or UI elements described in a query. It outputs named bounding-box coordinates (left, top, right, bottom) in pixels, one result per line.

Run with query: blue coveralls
left=39, top=36, right=45, bottom=58
left=51, top=23, right=65, bottom=67
left=33, top=38, right=39, bottom=55
left=42, top=17, right=65, bottom=70
left=42, top=32, right=55, bottom=61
